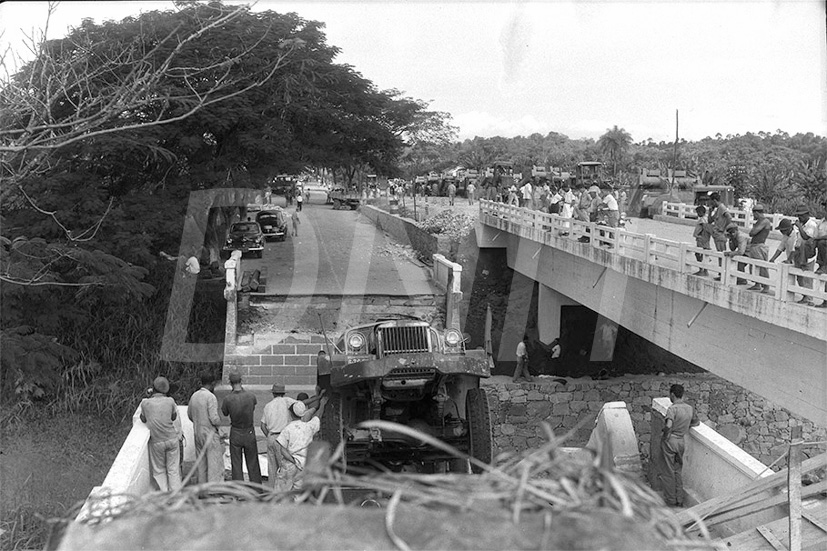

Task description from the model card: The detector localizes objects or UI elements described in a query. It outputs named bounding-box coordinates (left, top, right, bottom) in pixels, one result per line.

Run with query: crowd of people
left=139, top=370, right=328, bottom=493
left=691, top=195, right=827, bottom=306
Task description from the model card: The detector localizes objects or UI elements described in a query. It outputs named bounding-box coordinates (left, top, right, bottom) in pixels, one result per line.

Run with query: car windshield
left=232, top=223, right=259, bottom=233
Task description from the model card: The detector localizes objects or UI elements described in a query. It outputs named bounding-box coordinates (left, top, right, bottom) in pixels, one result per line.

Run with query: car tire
left=466, top=387, right=493, bottom=473
left=320, top=391, right=346, bottom=470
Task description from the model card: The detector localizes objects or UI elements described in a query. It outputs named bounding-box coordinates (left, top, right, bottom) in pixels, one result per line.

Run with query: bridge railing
left=480, top=200, right=827, bottom=305
left=661, top=201, right=798, bottom=230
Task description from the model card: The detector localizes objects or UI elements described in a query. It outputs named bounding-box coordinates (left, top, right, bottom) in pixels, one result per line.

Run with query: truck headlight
left=445, top=329, right=462, bottom=346
left=348, top=332, right=365, bottom=351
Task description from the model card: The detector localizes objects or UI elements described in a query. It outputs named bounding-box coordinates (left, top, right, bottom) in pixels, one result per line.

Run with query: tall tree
left=596, top=125, right=633, bottom=177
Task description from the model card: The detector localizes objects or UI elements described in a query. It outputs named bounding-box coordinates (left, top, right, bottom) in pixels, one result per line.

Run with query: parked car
left=256, top=209, right=287, bottom=242
left=222, top=221, right=264, bottom=259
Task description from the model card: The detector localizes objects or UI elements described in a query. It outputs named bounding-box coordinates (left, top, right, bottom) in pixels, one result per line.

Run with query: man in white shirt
left=599, top=186, right=620, bottom=228
left=512, top=334, right=533, bottom=383
left=187, top=371, right=225, bottom=484
left=520, top=181, right=533, bottom=209
left=260, top=384, right=299, bottom=489
left=275, top=397, right=328, bottom=490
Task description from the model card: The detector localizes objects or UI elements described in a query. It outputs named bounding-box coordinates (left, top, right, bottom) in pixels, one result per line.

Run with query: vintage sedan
left=222, top=221, right=265, bottom=259
left=256, top=209, right=287, bottom=242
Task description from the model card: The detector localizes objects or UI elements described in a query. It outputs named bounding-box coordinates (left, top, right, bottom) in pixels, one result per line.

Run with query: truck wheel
left=466, top=387, right=493, bottom=473
left=320, top=392, right=346, bottom=468
left=333, top=199, right=341, bottom=210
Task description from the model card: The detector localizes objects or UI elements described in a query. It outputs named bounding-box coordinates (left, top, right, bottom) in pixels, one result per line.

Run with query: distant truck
left=328, top=187, right=361, bottom=210
left=271, top=174, right=297, bottom=197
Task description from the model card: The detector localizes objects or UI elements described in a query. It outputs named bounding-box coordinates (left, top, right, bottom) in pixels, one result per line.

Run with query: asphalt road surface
left=242, top=187, right=438, bottom=296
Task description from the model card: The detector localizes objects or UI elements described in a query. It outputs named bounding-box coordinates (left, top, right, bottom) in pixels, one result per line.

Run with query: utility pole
left=670, top=109, right=679, bottom=193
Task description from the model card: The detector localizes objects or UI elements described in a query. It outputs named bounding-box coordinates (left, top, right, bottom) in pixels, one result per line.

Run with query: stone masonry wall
left=484, top=372, right=826, bottom=472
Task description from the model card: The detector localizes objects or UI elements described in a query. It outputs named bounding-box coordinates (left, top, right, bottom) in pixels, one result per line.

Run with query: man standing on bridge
left=660, top=384, right=699, bottom=507
left=746, top=204, right=772, bottom=293
left=708, top=192, right=732, bottom=252
left=260, top=383, right=298, bottom=489
left=221, top=372, right=262, bottom=484
left=140, top=376, right=182, bottom=492
left=187, top=371, right=225, bottom=484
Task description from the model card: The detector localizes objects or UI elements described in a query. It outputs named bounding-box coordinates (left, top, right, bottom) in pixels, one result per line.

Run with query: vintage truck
left=327, top=187, right=362, bottom=210
left=317, top=317, right=494, bottom=473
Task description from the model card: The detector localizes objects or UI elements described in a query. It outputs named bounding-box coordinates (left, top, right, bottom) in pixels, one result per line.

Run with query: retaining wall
left=360, top=204, right=450, bottom=261
left=483, top=372, right=826, bottom=471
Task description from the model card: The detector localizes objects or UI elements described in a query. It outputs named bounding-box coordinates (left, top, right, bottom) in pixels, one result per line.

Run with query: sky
left=1, top=1, right=825, bottom=143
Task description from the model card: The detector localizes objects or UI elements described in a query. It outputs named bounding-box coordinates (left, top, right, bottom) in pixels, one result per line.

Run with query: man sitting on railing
left=746, top=204, right=772, bottom=294
left=723, top=223, right=749, bottom=285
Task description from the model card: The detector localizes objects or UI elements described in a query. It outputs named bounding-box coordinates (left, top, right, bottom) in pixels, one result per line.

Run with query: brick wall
left=223, top=333, right=325, bottom=386
left=483, top=372, right=826, bottom=471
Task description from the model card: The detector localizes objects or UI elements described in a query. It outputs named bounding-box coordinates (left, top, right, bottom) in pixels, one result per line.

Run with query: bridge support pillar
left=537, top=285, right=580, bottom=344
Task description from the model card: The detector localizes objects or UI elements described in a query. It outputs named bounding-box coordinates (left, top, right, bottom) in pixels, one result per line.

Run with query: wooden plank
left=703, top=481, right=827, bottom=528
left=720, top=498, right=827, bottom=551
left=789, top=426, right=802, bottom=551
left=757, top=525, right=787, bottom=551
left=677, top=453, right=827, bottom=527
left=801, top=511, right=827, bottom=534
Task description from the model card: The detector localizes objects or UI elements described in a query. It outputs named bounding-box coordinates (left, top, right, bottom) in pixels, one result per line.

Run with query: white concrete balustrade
left=480, top=200, right=827, bottom=307
left=661, top=200, right=797, bottom=230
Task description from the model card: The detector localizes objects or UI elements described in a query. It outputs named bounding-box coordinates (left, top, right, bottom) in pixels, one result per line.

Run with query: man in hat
left=598, top=185, right=620, bottom=228
left=746, top=204, right=773, bottom=293
left=792, top=204, right=818, bottom=305
left=275, top=396, right=329, bottom=491
left=221, top=372, right=262, bottom=484
left=187, top=371, right=225, bottom=484
left=260, top=383, right=299, bottom=489
left=723, top=223, right=749, bottom=285
left=140, top=376, right=182, bottom=492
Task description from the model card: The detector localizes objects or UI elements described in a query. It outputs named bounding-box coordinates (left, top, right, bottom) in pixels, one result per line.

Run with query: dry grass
left=69, top=420, right=720, bottom=551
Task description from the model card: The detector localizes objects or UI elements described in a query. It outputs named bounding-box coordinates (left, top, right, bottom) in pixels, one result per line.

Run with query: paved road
left=243, top=189, right=438, bottom=296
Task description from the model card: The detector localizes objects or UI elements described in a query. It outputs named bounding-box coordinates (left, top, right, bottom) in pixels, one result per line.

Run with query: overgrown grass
left=1, top=269, right=228, bottom=550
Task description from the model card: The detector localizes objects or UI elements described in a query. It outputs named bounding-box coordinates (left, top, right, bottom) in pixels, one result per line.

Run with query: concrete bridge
left=476, top=200, right=827, bottom=426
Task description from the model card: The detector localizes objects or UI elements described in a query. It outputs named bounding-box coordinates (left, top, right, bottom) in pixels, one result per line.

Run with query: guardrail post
left=723, top=256, right=734, bottom=286
left=777, top=263, right=790, bottom=301
left=678, top=243, right=688, bottom=273
left=643, top=233, right=652, bottom=264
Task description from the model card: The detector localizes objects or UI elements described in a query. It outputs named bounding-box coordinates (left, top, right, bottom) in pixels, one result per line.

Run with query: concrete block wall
left=223, top=333, right=326, bottom=386
left=482, top=372, right=826, bottom=471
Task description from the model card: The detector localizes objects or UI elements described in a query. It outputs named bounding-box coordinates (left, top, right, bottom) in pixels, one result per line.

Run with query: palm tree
left=597, top=125, right=633, bottom=177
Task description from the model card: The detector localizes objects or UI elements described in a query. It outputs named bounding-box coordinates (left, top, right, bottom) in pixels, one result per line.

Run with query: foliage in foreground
left=61, top=421, right=716, bottom=550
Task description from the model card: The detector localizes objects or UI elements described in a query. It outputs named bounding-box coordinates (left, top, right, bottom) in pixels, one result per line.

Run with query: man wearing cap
left=140, top=376, right=182, bottom=492
left=708, top=193, right=732, bottom=252
left=746, top=204, right=773, bottom=293
left=723, top=223, right=749, bottom=285
left=770, top=218, right=799, bottom=264
left=221, top=372, right=262, bottom=484
left=275, top=396, right=329, bottom=491
left=187, top=371, right=224, bottom=484
left=260, top=383, right=298, bottom=489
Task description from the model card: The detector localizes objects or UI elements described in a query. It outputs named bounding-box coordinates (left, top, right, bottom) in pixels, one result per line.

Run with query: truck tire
left=466, top=387, right=493, bottom=473
left=320, top=391, right=346, bottom=467
left=333, top=199, right=341, bottom=210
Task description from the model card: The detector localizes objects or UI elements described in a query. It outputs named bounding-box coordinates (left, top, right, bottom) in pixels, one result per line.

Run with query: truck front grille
left=380, top=326, right=430, bottom=355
